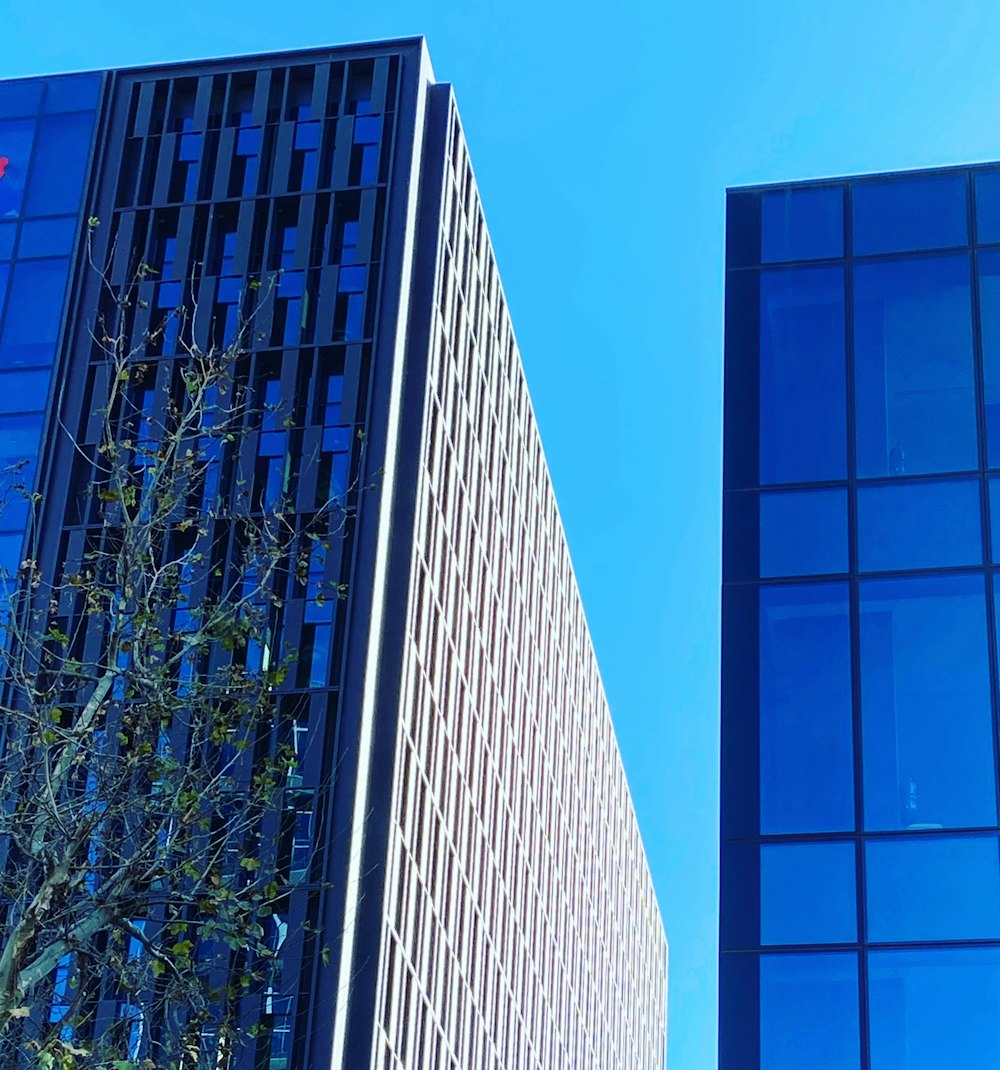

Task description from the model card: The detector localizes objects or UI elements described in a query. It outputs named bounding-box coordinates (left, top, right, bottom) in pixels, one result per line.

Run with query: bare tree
left=0, top=237, right=360, bottom=1070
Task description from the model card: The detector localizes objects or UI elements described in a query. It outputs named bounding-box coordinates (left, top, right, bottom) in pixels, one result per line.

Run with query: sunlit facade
left=722, top=166, right=1000, bottom=1068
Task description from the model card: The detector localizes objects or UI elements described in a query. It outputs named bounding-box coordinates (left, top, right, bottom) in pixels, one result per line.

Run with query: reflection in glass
left=869, top=948, right=1000, bottom=1070
left=760, top=488, right=848, bottom=577
left=23, top=112, right=94, bottom=217
left=0, top=118, right=37, bottom=219
left=760, top=584, right=854, bottom=834
left=761, top=185, right=843, bottom=263
left=857, top=479, right=982, bottom=572
left=860, top=575, right=995, bottom=831
left=866, top=835, right=1000, bottom=943
left=0, top=412, right=42, bottom=531
left=855, top=254, right=976, bottom=477
left=853, top=172, right=968, bottom=255
left=761, top=842, right=856, bottom=945
left=760, top=266, right=846, bottom=484
left=761, top=953, right=859, bottom=1070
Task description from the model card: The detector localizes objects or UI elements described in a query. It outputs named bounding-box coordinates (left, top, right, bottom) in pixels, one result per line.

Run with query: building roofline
left=727, top=156, right=1000, bottom=194
left=0, top=35, right=428, bottom=82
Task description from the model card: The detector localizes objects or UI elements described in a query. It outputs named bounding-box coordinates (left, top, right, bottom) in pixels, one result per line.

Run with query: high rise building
left=0, top=39, right=667, bottom=1070
left=722, top=165, right=1000, bottom=1068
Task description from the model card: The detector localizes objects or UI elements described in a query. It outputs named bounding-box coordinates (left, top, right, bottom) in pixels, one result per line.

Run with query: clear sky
left=7, top=1, right=1000, bottom=1066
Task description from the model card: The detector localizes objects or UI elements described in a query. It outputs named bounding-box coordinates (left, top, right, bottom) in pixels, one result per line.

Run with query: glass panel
left=866, top=834, right=1000, bottom=942
left=760, top=583, right=854, bottom=834
left=977, top=249, right=1000, bottom=465
left=24, top=112, right=94, bottom=217
left=854, top=254, right=976, bottom=477
left=853, top=172, right=968, bottom=255
left=0, top=118, right=37, bottom=219
left=860, top=574, right=995, bottom=831
left=0, top=262, right=8, bottom=322
left=990, top=480, right=1000, bottom=558
left=0, top=531, right=23, bottom=583
left=0, top=224, right=15, bottom=259
left=0, top=258, right=69, bottom=367
left=760, top=266, right=846, bottom=484
left=761, top=842, right=856, bottom=945
left=0, top=369, right=49, bottom=413
left=761, top=186, right=844, bottom=263
left=0, top=81, right=42, bottom=119
left=0, top=412, right=42, bottom=532
left=869, top=948, right=1000, bottom=1070
left=17, top=216, right=77, bottom=258
left=760, top=488, right=848, bottom=577
left=761, top=953, right=860, bottom=1070
left=976, top=170, right=1000, bottom=246
left=43, top=74, right=100, bottom=113
left=857, top=478, right=982, bottom=571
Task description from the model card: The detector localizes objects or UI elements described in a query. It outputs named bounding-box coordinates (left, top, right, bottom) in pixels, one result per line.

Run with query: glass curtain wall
left=722, top=165, right=1000, bottom=1069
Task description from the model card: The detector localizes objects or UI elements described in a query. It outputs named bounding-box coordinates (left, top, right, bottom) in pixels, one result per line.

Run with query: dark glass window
left=760, top=583, right=854, bottom=834
left=857, top=478, right=982, bottom=572
left=976, top=249, right=1000, bottom=465
left=0, top=119, right=37, bottom=219
left=337, top=219, right=360, bottom=265
left=860, top=574, right=995, bottom=831
left=0, top=81, right=42, bottom=119
left=0, top=368, right=50, bottom=413
left=23, top=112, right=93, bottom=217
left=761, top=185, right=843, bottom=263
left=853, top=172, right=968, bottom=255
left=854, top=254, right=976, bottom=477
left=760, top=488, right=848, bottom=578
left=866, top=834, right=1000, bottom=942
left=759, top=266, right=846, bottom=484
left=760, top=953, right=860, bottom=1070
left=869, top=948, right=1000, bottom=1070
left=760, top=842, right=856, bottom=945
left=0, top=257, right=69, bottom=367
left=44, top=74, right=100, bottom=114
left=17, top=216, right=77, bottom=258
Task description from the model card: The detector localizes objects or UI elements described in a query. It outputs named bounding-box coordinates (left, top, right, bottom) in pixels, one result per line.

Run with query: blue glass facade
left=0, top=74, right=99, bottom=601
left=723, top=165, right=1000, bottom=1067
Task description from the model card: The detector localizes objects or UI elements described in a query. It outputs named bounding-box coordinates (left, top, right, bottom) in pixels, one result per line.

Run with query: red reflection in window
left=0, top=157, right=9, bottom=180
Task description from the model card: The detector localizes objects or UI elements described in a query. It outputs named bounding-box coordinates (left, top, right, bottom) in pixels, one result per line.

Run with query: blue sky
left=8, top=1, right=1000, bottom=1066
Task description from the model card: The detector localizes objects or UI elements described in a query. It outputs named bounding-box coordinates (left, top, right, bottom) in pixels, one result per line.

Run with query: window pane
left=0, top=369, right=50, bottom=413
left=17, top=216, right=77, bottom=258
left=0, top=81, right=42, bottom=119
left=0, top=224, right=15, bottom=259
left=0, top=412, right=42, bottom=531
left=44, top=74, right=100, bottom=113
left=860, top=575, right=995, bottom=831
left=0, top=531, right=23, bottom=583
left=857, top=479, right=982, bottom=572
left=976, top=170, right=1000, bottom=245
left=854, top=254, right=976, bottom=477
left=761, top=953, right=860, bottom=1070
left=0, top=258, right=69, bottom=367
left=977, top=249, right=1000, bottom=466
left=761, top=842, right=856, bottom=945
left=760, top=583, right=854, bottom=834
left=24, top=112, right=94, bottom=217
left=869, top=948, right=1000, bottom=1070
left=853, top=172, right=968, bottom=255
left=760, top=488, right=848, bottom=577
left=0, top=118, right=37, bottom=219
left=760, top=266, right=846, bottom=484
left=761, top=186, right=843, bottom=263
left=866, top=835, right=1000, bottom=942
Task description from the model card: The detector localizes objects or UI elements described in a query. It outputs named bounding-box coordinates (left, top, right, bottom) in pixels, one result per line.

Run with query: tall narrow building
left=0, top=39, right=667, bottom=1070
left=723, top=166, right=1000, bottom=1068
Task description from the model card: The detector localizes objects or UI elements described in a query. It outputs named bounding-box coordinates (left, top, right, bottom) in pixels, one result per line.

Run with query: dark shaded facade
left=0, top=40, right=667, bottom=1070
left=722, top=167, right=1000, bottom=1068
